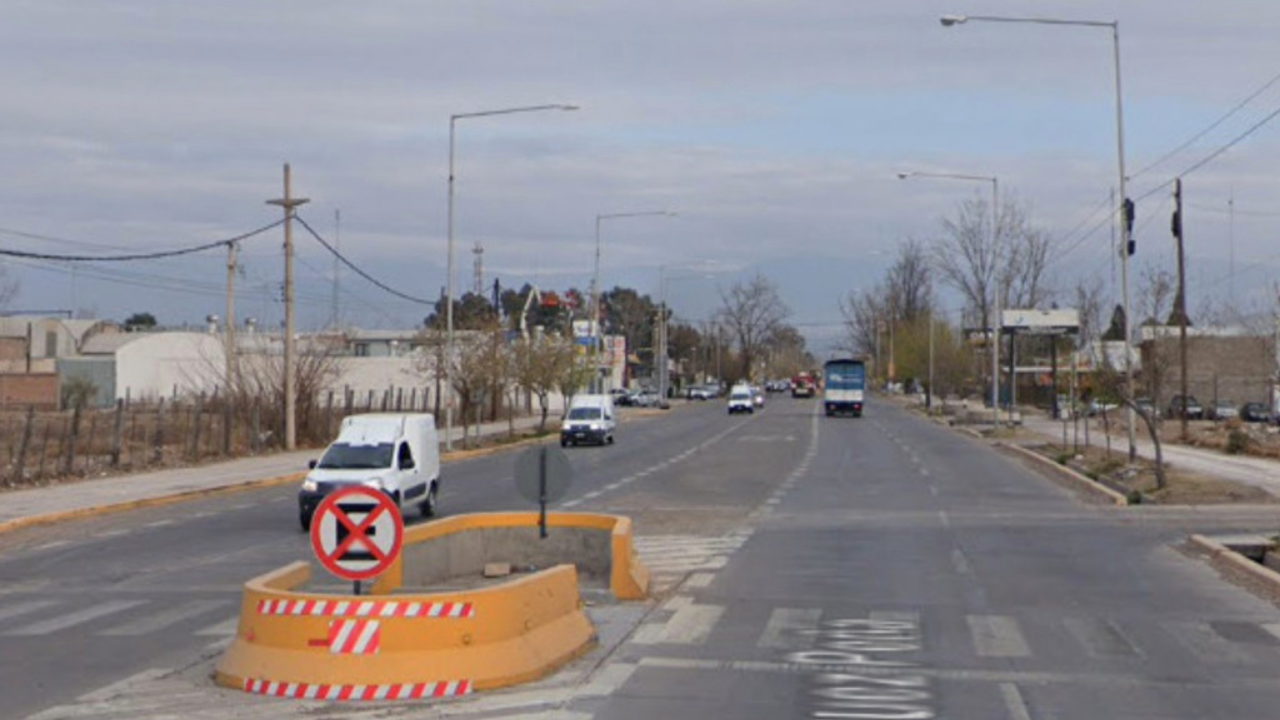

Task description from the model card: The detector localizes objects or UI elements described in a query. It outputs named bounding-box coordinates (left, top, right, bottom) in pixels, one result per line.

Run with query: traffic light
left=1171, top=208, right=1182, bottom=239
left=1123, top=198, right=1136, bottom=256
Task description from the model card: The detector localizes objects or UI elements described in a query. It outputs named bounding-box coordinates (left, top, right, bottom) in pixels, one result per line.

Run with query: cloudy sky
left=3, top=1, right=1280, bottom=356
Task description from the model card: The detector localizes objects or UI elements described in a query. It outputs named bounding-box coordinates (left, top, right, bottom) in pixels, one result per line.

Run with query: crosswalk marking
left=6, top=600, right=148, bottom=636
left=1063, top=618, right=1142, bottom=658
left=1164, top=621, right=1253, bottom=665
left=0, top=599, right=59, bottom=624
left=194, top=616, right=240, bottom=636
left=967, top=615, right=1031, bottom=658
left=757, top=608, right=821, bottom=650
left=99, top=600, right=231, bottom=636
left=632, top=603, right=724, bottom=645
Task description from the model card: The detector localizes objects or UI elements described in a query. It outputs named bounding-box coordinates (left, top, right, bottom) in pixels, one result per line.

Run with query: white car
left=727, top=386, right=755, bottom=414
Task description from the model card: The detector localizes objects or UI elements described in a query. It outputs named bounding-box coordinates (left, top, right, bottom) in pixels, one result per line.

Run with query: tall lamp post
left=593, top=211, right=675, bottom=392
left=940, top=12, right=1133, bottom=453
left=657, top=266, right=714, bottom=405
left=445, top=103, right=577, bottom=451
left=898, top=170, right=998, bottom=425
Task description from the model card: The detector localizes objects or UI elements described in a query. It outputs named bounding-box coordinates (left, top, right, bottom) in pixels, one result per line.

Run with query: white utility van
left=560, top=394, right=617, bottom=447
left=297, top=413, right=441, bottom=531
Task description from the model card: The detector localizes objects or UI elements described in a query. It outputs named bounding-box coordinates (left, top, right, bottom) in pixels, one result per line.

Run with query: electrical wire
left=294, top=214, right=433, bottom=306
left=0, top=220, right=284, bottom=262
left=1129, top=68, right=1280, bottom=180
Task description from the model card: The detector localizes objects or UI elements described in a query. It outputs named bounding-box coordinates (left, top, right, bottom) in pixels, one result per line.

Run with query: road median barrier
left=215, top=511, right=649, bottom=700
left=996, top=442, right=1129, bottom=506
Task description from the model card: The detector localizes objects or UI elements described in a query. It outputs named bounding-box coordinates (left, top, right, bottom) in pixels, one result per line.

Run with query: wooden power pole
left=1172, top=177, right=1189, bottom=442
left=267, top=164, right=309, bottom=450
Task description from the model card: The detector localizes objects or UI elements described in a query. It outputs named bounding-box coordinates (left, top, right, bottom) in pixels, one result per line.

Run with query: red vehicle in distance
left=791, top=372, right=816, bottom=398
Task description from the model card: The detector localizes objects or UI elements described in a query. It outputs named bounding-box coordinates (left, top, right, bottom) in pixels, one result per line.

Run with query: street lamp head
left=940, top=14, right=968, bottom=27
left=896, top=172, right=912, bottom=180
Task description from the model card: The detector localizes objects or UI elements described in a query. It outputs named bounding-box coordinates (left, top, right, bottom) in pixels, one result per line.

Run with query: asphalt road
left=3, top=396, right=1280, bottom=719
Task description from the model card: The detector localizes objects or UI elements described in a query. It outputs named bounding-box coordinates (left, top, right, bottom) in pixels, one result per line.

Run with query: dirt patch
left=1023, top=442, right=1277, bottom=505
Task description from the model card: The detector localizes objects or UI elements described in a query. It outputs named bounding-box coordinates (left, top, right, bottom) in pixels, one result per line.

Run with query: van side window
left=398, top=441, right=415, bottom=470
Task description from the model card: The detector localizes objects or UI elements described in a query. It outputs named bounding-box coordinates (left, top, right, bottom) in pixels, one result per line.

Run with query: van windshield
left=318, top=442, right=395, bottom=470
left=567, top=407, right=602, bottom=420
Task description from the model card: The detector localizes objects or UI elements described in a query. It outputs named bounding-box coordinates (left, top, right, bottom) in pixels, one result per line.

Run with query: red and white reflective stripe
left=244, top=679, right=471, bottom=700
left=257, top=599, right=474, bottom=618
left=329, top=619, right=380, bottom=655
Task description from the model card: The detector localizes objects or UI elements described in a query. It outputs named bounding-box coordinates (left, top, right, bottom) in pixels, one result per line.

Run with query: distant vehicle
left=791, top=372, right=816, bottom=398
left=687, top=385, right=713, bottom=400
left=1208, top=400, right=1238, bottom=421
left=727, top=385, right=755, bottom=414
left=1087, top=399, right=1120, bottom=417
left=1240, top=402, right=1272, bottom=423
left=298, top=413, right=440, bottom=531
left=823, top=358, right=866, bottom=417
left=1167, top=394, right=1205, bottom=420
left=751, top=386, right=766, bottom=408
left=631, top=389, right=660, bottom=407
left=561, top=394, right=617, bottom=447
left=1134, top=398, right=1160, bottom=420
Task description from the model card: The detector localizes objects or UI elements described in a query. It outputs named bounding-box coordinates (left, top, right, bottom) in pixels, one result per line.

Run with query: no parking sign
left=309, top=486, right=404, bottom=582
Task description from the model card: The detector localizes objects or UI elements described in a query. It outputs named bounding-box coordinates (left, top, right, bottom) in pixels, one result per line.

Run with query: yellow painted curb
left=214, top=512, right=648, bottom=698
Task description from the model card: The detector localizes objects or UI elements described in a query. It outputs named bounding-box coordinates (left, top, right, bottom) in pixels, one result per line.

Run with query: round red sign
left=308, top=486, right=404, bottom=581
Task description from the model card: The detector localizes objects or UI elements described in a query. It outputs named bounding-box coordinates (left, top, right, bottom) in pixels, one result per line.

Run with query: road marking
left=757, top=608, right=822, bottom=650
left=143, top=520, right=176, bottom=528
left=99, top=599, right=231, bottom=636
left=967, top=615, right=1031, bottom=658
left=32, top=540, right=72, bottom=551
left=575, top=662, right=637, bottom=697
left=0, top=599, right=59, bottom=623
left=951, top=549, right=971, bottom=575
left=684, top=572, right=715, bottom=589
left=1164, top=621, right=1252, bottom=664
left=633, top=604, right=724, bottom=645
left=7, top=600, right=148, bottom=636
left=1062, top=618, right=1142, bottom=658
left=1000, top=682, right=1033, bottom=720
left=937, top=511, right=951, bottom=528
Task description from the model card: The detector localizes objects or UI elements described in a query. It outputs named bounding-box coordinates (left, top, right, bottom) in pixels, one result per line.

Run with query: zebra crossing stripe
left=6, top=600, right=147, bottom=636
left=256, top=599, right=473, bottom=618
left=966, top=615, right=1031, bottom=657
left=243, top=678, right=470, bottom=700
left=329, top=619, right=380, bottom=655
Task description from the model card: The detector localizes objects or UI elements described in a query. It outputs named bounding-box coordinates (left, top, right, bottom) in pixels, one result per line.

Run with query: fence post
left=111, top=399, right=124, bottom=467
left=63, top=404, right=82, bottom=476
left=325, top=391, right=334, bottom=440
left=37, top=417, right=52, bottom=480
left=13, top=406, right=35, bottom=484
left=251, top=401, right=261, bottom=454
left=153, top=398, right=166, bottom=464
left=190, top=394, right=204, bottom=461
left=84, top=409, right=99, bottom=475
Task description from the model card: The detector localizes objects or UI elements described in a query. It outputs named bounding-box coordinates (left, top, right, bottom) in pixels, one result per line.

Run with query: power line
left=294, top=215, right=433, bottom=306
left=0, top=220, right=284, bottom=262
left=1129, top=68, right=1280, bottom=180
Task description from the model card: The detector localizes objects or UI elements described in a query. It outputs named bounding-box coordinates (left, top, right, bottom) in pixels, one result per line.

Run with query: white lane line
left=967, top=615, right=1031, bottom=658
left=576, top=662, right=638, bottom=698
left=938, top=510, right=951, bottom=528
left=1163, top=621, right=1252, bottom=665
left=7, top=600, right=149, bottom=636
left=683, top=572, right=716, bottom=589
left=649, top=604, right=725, bottom=645
left=143, top=520, right=176, bottom=528
left=194, top=616, right=240, bottom=636
left=582, top=490, right=603, bottom=500
left=99, top=599, right=231, bottom=636
left=97, top=529, right=130, bottom=539
left=560, top=499, right=583, bottom=508
left=0, top=600, right=60, bottom=623
left=76, top=668, right=172, bottom=702
left=32, top=540, right=72, bottom=551
left=951, top=549, right=972, bottom=575
left=757, top=608, right=822, bottom=650
left=1000, top=683, right=1034, bottom=720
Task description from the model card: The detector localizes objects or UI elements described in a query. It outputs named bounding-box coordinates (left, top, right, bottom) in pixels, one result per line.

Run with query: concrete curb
left=1188, top=533, right=1280, bottom=594
left=995, top=442, right=1130, bottom=506
left=0, top=471, right=307, bottom=537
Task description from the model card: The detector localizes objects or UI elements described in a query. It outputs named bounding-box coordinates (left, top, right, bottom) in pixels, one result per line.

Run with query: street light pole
left=445, top=103, right=577, bottom=451
left=940, top=12, right=1133, bottom=453
left=593, top=210, right=675, bottom=392
left=898, top=170, right=998, bottom=425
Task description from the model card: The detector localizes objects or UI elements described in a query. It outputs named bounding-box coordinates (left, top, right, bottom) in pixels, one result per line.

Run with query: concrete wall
left=116, top=332, right=225, bottom=402
left=57, top=357, right=117, bottom=407
left=397, top=526, right=613, bottom=590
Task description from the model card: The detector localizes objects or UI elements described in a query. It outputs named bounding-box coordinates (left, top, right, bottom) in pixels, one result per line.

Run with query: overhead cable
left=0, top=220, right=284, bottom=262
left=294, top=215, right=433, bottom=306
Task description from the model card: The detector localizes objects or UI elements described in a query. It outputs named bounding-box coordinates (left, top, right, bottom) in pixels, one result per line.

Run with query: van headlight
left=301, top=479, right=318, bottom=492
left=362, top=478, right=383, bottom=490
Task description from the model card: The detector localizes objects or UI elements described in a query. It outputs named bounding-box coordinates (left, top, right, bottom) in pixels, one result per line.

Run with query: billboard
left=1001, top=308, right=1079, bottom=335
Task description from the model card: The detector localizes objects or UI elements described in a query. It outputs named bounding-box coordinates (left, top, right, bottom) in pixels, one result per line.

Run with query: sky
left=3, top=1, right=1280, bottom=358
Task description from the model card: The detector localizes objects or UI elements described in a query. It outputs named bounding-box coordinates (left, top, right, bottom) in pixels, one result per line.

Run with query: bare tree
left=933, top=193, right=1055, bottom=331
left=716, top=273, right=790, bottom=381
left=512, top=332, right=576, bottom=432
left=0, top=263, right=18, bottom=310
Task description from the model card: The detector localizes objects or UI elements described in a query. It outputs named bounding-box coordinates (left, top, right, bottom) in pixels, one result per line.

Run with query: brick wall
left=0, top=373, right=59, bottom=411
left=1142, top=335, right=1273, bottom=409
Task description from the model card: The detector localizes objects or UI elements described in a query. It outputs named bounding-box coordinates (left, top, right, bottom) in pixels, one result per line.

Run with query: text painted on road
left=786, top=617, right=935, bottom=719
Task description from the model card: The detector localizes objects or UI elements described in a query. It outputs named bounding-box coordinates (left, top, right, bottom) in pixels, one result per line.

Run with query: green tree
left=124, top=312, right=158, bottom=330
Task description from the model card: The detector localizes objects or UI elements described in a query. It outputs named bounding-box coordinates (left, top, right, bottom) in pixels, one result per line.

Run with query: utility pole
left=266, top=163, right=309, bottom=451
left=1172, top=177, right=1189, bottom=442
left=225, top=241, right=237, bottom=396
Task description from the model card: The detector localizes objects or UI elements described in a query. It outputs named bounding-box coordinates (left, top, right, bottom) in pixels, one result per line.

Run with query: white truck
left=297, top=413, right=441, bottom=530
left=560, top=394, right=617, bottom=447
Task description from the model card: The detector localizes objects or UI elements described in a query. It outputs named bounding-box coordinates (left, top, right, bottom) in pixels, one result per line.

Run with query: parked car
left=1208, top=400, right=1238, bottom=421
left=1087, top=399, right=1119, bottom=417
left=1167, top=394, right=1205, bottom=420
left=1240, top=402, right=1272, bottom=423
left=631, top=389, right=661, bottom=408
left=687, top=385, right=714, bottom=400
left=1134, top=398, right=1160, bottom=420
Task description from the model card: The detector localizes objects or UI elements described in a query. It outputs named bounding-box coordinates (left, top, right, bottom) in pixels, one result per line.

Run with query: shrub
left=1226, top=428, right=1251, bottom=455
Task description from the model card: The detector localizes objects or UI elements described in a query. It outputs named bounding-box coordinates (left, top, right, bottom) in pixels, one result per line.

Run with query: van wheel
left=420, top=484, right=437, bottom=518
left=560, top=438, right=569, bottom=447
left=299, top=511, right=312, bottom=532
left=607, top=434, right=614, bottom=445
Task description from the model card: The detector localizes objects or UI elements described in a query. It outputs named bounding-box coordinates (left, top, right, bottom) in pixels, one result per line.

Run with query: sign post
left=309, top=486, right=405, bottom=595
left=514, top=445, right=573, bottom=538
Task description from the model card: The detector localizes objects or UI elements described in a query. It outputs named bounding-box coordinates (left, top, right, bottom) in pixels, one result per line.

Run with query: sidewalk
left=1015, top=410, right=1280, bottom=498
left=0, top=414, right=552, bottom=534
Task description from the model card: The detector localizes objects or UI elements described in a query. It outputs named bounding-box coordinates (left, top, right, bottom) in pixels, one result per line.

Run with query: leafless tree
left=1073, top=277, right=1106, bottom=348
left=511, top=332, right=576, bottom=432
left=933, top=193, right=1055, bottom=333
left=716, top=273, right=791, bottom=381
left=0, top=263, right=18, bottom=310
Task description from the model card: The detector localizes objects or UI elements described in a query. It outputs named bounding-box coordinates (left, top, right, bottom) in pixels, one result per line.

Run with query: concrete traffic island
left=214, top=512, right=650, bottom=701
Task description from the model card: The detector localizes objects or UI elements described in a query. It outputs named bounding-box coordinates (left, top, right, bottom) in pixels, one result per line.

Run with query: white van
left=297, top=413, right=441, bottom=530
left=560, top=394, right=617, bottom=447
